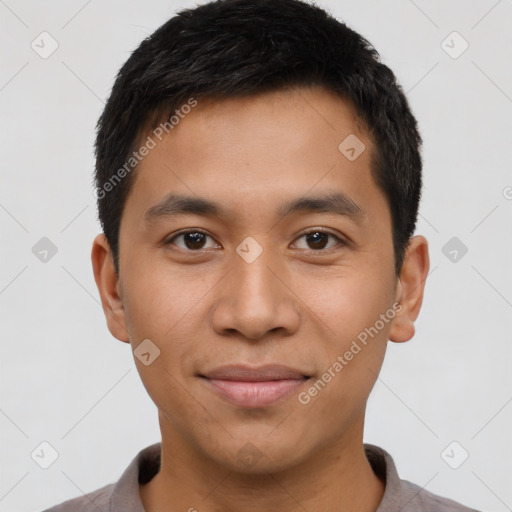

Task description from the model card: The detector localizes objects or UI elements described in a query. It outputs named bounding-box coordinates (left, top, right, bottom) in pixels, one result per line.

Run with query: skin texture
left=92, top=85, right=429, bottom=512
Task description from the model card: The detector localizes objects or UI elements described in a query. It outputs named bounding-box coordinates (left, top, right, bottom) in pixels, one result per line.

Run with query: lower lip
left=202, top=378, right=308, bottom=408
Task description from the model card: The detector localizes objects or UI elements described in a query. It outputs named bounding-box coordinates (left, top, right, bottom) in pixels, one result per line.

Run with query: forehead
left=123, top=86, right=387, bottom=227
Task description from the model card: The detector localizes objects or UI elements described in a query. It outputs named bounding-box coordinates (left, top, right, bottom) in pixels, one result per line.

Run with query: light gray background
left=1, top=1, right=511, bottom=511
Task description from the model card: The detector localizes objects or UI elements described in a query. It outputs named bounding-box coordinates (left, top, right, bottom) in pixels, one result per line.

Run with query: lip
left=200, top=365, right=310, bottom=408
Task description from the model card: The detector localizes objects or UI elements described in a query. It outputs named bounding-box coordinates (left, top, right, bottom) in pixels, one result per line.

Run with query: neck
left=140, top=413, right=384, bottom=512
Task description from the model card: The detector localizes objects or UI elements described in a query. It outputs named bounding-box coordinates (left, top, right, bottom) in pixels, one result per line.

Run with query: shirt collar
left=365, top=443, right=404, bottom=511
left=109, top=442, right=161, bottom=512
left=109, top=442, right=402, bottom=511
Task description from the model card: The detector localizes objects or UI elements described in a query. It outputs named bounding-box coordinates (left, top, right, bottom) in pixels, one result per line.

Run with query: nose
left=210, top=246, right=301, bottom=340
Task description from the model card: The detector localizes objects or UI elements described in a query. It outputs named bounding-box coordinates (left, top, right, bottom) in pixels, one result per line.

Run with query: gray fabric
left=43, top=443, right=479, bottom=512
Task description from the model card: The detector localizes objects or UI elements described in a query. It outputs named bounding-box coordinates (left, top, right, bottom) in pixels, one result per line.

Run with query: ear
left=389, top=235, right=430, bottom=343
left=91, top=233, right=130, bottom=343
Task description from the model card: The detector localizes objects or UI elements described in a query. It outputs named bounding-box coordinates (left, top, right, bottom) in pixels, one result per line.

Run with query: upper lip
left=200, top=364, right=310, bottom=382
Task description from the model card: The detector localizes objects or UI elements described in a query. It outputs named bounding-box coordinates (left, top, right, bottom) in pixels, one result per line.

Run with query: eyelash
left=163, top=228, right=346, bottom=252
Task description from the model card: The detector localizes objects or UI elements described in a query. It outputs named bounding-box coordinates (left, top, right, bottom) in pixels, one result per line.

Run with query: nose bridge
left=211, top=240, right=300, bottom=339
left=236, top=249, right=277, bottom=305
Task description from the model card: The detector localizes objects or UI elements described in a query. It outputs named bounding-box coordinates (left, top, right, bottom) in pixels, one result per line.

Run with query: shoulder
left=399, top=478, right=481, bottom=512
left=364, top=444, right=481, bottom=512
left=42, top=482, right=114, bottom=512
left=40, top=442, right=161, bottom=512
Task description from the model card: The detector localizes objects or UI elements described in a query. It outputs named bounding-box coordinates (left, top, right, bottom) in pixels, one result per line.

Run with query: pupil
left=185, top=232, right=205, bottom=249
left=307, top=232, right=327, bottom=249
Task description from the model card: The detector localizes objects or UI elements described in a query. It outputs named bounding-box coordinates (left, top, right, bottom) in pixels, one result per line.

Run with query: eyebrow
left=277, top=193, right=364, bottom=221
left=144, top=194, right=221, bottom=225
left=143, top=192, right=365, bottom=226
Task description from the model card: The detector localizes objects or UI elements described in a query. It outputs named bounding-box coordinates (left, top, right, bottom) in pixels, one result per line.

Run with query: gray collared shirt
left=44, top=443, right=479, bottom=512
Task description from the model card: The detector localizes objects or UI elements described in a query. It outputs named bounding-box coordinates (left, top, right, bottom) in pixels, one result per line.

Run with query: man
left=46, top=0, right=479, bottom=510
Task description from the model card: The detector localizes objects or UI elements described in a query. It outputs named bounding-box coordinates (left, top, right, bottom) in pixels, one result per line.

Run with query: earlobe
left=389, top=235, right=430, bottom=344
left=91, top=233, right=130, bottom=343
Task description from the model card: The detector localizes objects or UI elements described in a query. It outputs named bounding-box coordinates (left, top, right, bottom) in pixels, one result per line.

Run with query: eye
left=164, top=230, right=220, bottom=251
left=293, top=229, right=344, bottom=251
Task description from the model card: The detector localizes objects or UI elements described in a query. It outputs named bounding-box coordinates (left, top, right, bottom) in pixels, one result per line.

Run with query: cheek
left=300, top=269, right=395, bottom=343
left=121, top=261, right=203, bottom=340
left=121, top=265, right=209, bottom=374
left=297, top=277, right=392, bottom=419
left=296, top=268, right=395, bottom=412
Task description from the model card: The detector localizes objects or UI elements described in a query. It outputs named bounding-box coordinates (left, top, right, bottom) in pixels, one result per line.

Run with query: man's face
left=109, top=86, right=401, bottom=472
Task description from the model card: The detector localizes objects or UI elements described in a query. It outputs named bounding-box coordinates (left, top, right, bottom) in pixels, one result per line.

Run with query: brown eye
left=165, top=231, right=219, bottom=250
left=306, top=232, right=329, bottom=249
left=294, top=230, right=343, bottom=251
left=182, top=232, right=207, bottom=249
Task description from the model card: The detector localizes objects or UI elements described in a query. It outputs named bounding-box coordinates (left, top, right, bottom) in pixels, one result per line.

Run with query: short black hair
left=94, top=0, right=422, bottom=276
